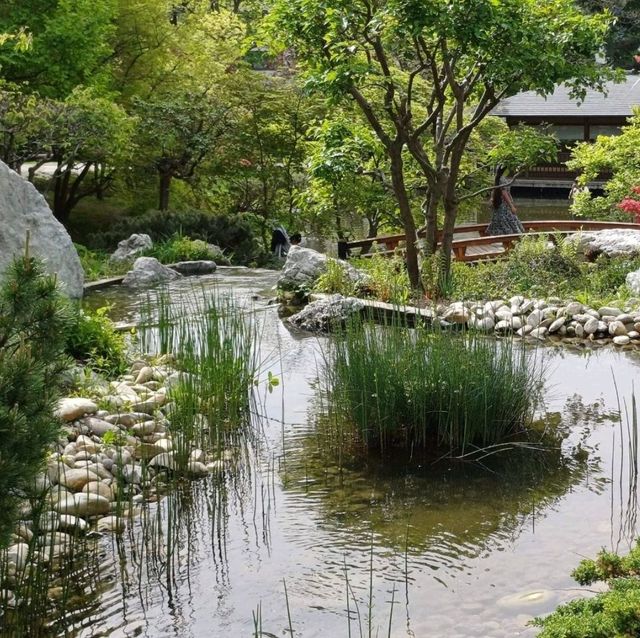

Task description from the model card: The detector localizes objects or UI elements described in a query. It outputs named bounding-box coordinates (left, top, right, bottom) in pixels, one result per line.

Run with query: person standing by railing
left=485, top=166, right=525, bottom=235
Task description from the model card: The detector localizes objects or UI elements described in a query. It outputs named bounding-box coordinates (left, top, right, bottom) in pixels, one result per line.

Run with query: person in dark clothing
left=270, top=226, right=290, bottom=257
left=289, top=232, right=302, bottom=245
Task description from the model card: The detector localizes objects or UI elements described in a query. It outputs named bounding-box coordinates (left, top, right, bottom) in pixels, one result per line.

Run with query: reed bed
left=323, top=313, right=544, bottom=456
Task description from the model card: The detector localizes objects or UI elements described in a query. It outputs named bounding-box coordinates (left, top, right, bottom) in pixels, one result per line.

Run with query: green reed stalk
left=323, top=312, right=544, bottom=456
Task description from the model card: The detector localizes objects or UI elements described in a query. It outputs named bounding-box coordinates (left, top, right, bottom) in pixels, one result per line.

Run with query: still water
left=78, top=268, right=639, bottom=638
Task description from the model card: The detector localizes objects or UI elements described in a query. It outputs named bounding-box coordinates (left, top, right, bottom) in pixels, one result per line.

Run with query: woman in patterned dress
left=485, top=165, right=524, bottom=235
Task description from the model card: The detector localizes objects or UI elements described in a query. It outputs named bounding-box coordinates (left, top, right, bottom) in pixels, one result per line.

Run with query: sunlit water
left=72, top=267, right=640, bottom=638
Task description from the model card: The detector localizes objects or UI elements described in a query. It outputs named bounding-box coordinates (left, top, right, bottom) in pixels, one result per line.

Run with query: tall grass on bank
left=323, top=314, right=544, bottom=455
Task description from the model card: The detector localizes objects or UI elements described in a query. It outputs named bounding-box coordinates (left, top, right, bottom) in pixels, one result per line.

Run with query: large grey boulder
left=289, top=294, right=364, bottom=332
left=109, top=233, right=153, bottom=263
left=626, top=269, right=640, bottom=295
left=568, top=229, right=640, bottom=258
left=122, top=257, right=182, bottom=288
left=277, top=246, right=368, bottom=292
left=0, top=161, right=84, bottom=297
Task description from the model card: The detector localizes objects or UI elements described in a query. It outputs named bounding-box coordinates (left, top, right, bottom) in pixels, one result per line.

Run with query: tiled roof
left=492, top=75, right=640, bottom=118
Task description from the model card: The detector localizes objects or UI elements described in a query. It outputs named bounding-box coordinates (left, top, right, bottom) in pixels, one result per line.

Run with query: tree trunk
left=438, top=195, right=458, bottom=294
left=158, top=171, right=172, bottom=211
left=389, top=148, right=421, bottom=290
left=422, top=190, right=439, bottom=256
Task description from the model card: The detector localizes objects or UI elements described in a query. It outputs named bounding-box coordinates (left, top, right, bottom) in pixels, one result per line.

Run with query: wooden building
left=492, top=74, right=640, bottom=193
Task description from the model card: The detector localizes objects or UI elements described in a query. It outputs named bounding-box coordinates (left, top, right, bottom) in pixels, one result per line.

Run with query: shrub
left=147, top=233, right=220, bottom=263
left=87, top=208, right=263, bottom=264
left=314, top=258, right=358, bottom=296
left=65, top=305, right=128, bottom=377
left=74, top=243, right=129, bottom=281
left=533, top=541, right=640, bottom=637
left=355, top=254, right=411, bottom=304
left=324, top=313, right=544, bottom=456
left=0, top=255, right=71, bottom=547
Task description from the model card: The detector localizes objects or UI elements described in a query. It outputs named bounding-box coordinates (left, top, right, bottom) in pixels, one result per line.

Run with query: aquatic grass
left=139, top=287, right=260, bottom=459
left=323, top=313, right=544, bottom=456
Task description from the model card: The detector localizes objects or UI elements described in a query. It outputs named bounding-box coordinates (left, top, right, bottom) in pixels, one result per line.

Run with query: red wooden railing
left=337, top=220, right=640, bottom=263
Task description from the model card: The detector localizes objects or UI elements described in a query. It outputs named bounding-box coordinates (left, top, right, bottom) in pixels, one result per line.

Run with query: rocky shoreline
left=290, top=293, right=640, bottom=347
left=1, top=355, right=232, bottom=606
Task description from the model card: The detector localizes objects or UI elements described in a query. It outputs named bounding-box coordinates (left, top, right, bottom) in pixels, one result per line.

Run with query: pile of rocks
left=441, top=297, right=640, bottom=346
left=3, top=356, right=232, bottom=590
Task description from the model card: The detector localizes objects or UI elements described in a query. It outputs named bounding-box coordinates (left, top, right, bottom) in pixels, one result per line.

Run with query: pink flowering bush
left=617, top=186, right=640, bottom=221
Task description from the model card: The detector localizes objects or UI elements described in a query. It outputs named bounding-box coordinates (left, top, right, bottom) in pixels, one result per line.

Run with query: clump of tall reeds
left=139, top=288, right=259, bottom=458
left=323, top=314, right=544, bottom=456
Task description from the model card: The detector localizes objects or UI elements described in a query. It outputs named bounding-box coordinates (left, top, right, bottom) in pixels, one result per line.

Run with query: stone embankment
left=2, top=356, right=231, bottom=593
left=291, top=293, right=640, bottom=347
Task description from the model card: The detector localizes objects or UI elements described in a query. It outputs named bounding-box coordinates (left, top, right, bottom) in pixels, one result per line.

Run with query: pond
left=75, top=268, right=639, bottom=637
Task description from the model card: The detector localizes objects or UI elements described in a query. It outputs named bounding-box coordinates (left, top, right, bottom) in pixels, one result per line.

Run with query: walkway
left=338, top=220, right=640, bottom=263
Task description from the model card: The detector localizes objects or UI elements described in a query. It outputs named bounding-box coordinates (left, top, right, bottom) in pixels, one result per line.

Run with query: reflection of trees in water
left=280, top=395, right=609, bottom=562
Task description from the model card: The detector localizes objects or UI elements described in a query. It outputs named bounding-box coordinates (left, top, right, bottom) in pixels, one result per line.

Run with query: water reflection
left=53, top=273, right=640, bottom=638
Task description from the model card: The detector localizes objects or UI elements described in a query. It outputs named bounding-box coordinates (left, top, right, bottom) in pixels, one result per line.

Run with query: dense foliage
left=534, top=541, right=640, bottom=637
left=0, top=255, right=70, bottom=547
left=325, top=316, right=543, bottom=455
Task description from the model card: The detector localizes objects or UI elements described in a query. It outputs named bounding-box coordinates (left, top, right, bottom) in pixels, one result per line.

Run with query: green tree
left=577, top=0, right=640, bottom=68
left=0, top=254, right=70, bottom=548
left=568, top=109, right=640, bottom=220
left=270, top=0, right=612, bottom=290
left=0, top=0, right=117, bottom=98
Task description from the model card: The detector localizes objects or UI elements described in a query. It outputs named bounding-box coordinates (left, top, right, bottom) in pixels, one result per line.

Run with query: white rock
left=289, top=295, right=364, bottom=333
left=122, top=257, right=182, bottom=288
left=96, top=516, right=125, bottom=534
left=609, top=321, right=627, bottom=336
left=494, top=320, right=512, bottom=334
left=148, top=452, right=176, bottom=470
left=81, top=481, right=114, bottom=501
left=569, top=229, right=640, bottom=258
left=54, top=398, right=98, bottom=422
left=565, top=302, right=583, bottom=315
left=57, top=515, right=89, bottom=534
left=0, top=161, right=84, bottom=297
left=574, top=324, right=585, bottom=338
left=530, top=327, right=548, bottom=340
left=134, top=366, right=155, bottom=385
left=186, top=461, right=209, bottom=478
left=54, top=494, right=110, bottom=518
left=57, top=467, right=101, bottom=492
left=598, top=306, right=623, bottom=318
left=584, top=317, right=600, bottom=335
left=548, top=317, right=566, bottom=334
left=109, top=233, right=152, bottom=263
left=526, top=310, right=543, bottom=328
left=6, top=543, right=30, bottom=570
left=278, top=246, right=368, bottom=291
left=614, top=335, right=631, bottom=346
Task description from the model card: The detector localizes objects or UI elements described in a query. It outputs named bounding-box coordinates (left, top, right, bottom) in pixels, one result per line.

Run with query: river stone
left=597, top=321, right=608, bottom=333
left=109, top=233, right=152, bottom=263
left=0, top=162, right=84, bottom=297
left=584, top=317, right=599, bottom=335
left=80, top=417, right=120, bottom=438
left=54, top=398, right=98, bottom=422
left=517, top=325, right=533, bottom=337
left=170, top=260, right=217, bottom=276
left=54, top=494, right=110, bottom=517
left=598, top=306, right=623, bottom=318
left=104, top=412, right=148, bottom=427
left=148, top=452, right=176, bottom=470
left=96, top=516, right=125, bottom=534
left=132, top=420, right=157, bottom=436
left=473, top=316, right=495, bottom=332
left=530, top=327, right=548, bottom=339
left=443, top=302, right=471, bottom=324
left=494, top=320, right=512, bottom=334
left=548, top=317, right=565, bottom=333
left=6, top=543, right=30, bottom=570
left=629, top=330, right=640, bottom=339
left=122, top=257, right=182, bottom=288
left=57, top=467, right=101, bottom=492
left=565, top=302, right=583, bottom=315
left=617, top=313, right=635, bottom=325
left=132, top=395, right=166, bottom=414
left=526, top=310, right=543, bottom=328
left=187, top=461, right=209, bottom=478
left=57, top=515, right=88, bottom=534
left=75, top=434, right=99, bottom=455
left=81, top=481, right=114, bottom=501
left=277, top=246, right=368, bottom=292
left=614, top=335, right=631, bottom=346
left=289, top=294, right=364, bottom=333
left=609, top=321, right=627, bottom=336
left=574, top=324, right=585, bottom=338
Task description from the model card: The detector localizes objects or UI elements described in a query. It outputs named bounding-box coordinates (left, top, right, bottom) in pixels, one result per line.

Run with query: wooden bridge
left=337, top=220, right=640, bottom=263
